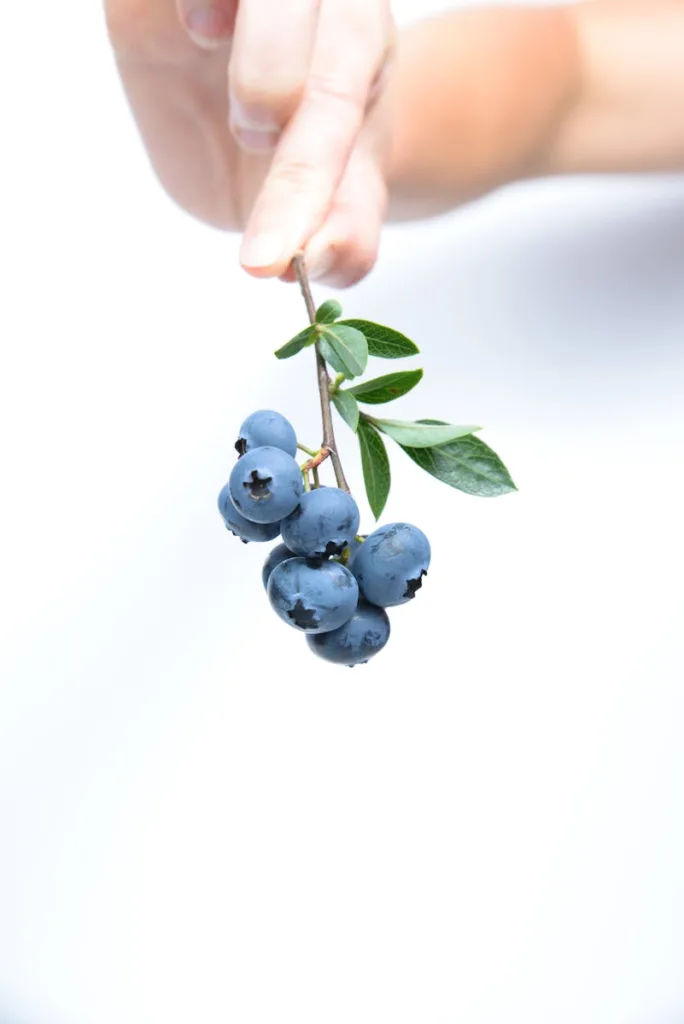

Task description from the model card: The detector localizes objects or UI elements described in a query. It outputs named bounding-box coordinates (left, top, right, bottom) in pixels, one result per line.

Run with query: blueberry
left=351, top=523, right=430, bottom=607
left=217, top=483, right=282, bottom=543
left=280, top=487, right=360, bottom=558
left=228, top=446, right=303, bottom=524
left=235, top=410, right=297, bottom=458
left=267, top=557, right=359, bottom=633
left=262, top=542, right=295, bottom=589
left=307, top=600, right=390, bottom=666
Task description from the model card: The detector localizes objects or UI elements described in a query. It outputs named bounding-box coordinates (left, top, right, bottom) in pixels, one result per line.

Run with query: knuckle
left=305, top=73, right=364, bottom=117
left=271, top=159, right=319, bottom=195
left=229, top=64, right=301, bottom=116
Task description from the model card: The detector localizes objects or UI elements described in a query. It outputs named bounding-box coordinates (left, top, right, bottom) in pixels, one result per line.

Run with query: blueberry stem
left=297, top=442, right=318, bottom=457
left=300, top=447, right=329, bottom=475
left=293, top=253, right=350, bottom=492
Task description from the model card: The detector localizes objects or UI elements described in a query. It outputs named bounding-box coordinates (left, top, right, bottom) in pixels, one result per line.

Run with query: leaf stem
left=293, top=253, right=349, bottom=492
left=328, top=373, right=345, bottom=397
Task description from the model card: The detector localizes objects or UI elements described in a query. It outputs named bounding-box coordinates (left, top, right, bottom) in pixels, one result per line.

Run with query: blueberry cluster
left=218, top=410, right=430, bottom=667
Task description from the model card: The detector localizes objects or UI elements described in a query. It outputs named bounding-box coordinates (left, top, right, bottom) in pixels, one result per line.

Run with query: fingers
left=228, top=1, right=318, bottom=153
left=239, top=0, right=391, bottom=277
left=176, top=0, right=237, bottom=49
left=107, top=0, right=195, bottom=59
left=300, top=149, right=387, bottom=288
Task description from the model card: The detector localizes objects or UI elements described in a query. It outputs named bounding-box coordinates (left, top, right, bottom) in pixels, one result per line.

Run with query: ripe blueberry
left=262, top=542, right=295, bottom=589
left=280, top=487, right=360, bottom=558
left=307, top=600, right=390, bottom=666
left=351, top=522, right=430, bottom=607
left=217, top=483, right=281, bottom=543
left=228, top=445, right=303, bottom=524
left=235, top=410, right=297, bottom=458
left=267, top=557, right=359, bottom=633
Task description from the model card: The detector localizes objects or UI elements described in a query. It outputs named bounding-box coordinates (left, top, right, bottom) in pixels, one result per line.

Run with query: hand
left=105, top=0, right=394, bottom=287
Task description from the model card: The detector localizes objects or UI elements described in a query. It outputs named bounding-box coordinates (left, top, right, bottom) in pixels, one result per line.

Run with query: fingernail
left=229, top=97, right=280, bottom=153
left=240, top=232, right=284, bottom=270
left=181, top=5, right=233, bottom=48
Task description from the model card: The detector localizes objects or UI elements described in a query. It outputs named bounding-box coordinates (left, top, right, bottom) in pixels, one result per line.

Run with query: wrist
left=382, top=8, right=582, bottom=221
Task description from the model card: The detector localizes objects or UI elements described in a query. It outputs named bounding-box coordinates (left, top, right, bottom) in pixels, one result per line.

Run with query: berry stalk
left=293, top=253, right=349, bottom=492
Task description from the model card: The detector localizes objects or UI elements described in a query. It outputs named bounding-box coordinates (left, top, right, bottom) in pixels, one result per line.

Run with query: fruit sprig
left=275, top=255, right=516, bottom=518
left=217, top=255, right=516, bottom=668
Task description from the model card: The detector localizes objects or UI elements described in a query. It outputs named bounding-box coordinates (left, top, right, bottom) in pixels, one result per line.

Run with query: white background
left=1, top=2, right=683, bottom=1023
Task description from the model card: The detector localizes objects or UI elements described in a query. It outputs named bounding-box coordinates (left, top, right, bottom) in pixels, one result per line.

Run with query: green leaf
left=370, top=417, right=480, bottom=447
left=400, top=434, right=517, bottom=497
left=274, top=326, right=315, bottom=360
left=318, top=323, right=368, bottom=379
left=348, top=369, right=424, bottom=405
left=316, top=336, right=349, bottom=377
left=332, top=390, right=360, bottom=432
left=337, top=319, right=419, bottom=359
left=357, top=418, right=391, bottom=520
left=315, top=299, right=342, bottom=324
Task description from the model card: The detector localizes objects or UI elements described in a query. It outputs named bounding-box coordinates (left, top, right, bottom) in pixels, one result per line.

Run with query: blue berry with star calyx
left=351, top=522, right=431, bottom=607
left=262, top=542, right=296, bottom=589
left=307, top=600, right=390, bottom=666
left=228, top=445, right=303, bottom=524
left=280, top=487, right=360, bottom=559
left=267, top=557, right=359, bottom=633
left=217, top=483, right=282, bottom=543
left=235, top=410, right=297, bottom=458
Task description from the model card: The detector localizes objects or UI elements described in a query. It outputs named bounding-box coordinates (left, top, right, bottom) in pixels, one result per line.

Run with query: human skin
left=105, top=1, right=684, bottom=287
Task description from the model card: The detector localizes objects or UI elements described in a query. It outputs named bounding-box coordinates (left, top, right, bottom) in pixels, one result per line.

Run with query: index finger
left=239, top=0, right=391, bottom=276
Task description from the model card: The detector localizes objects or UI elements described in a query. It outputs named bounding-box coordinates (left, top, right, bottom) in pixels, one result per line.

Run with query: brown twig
left=292, top=253, right=349, bottom=491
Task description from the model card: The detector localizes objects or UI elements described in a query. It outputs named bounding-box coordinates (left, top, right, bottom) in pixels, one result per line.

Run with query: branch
left=292, top=253, right=349, bottom=492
